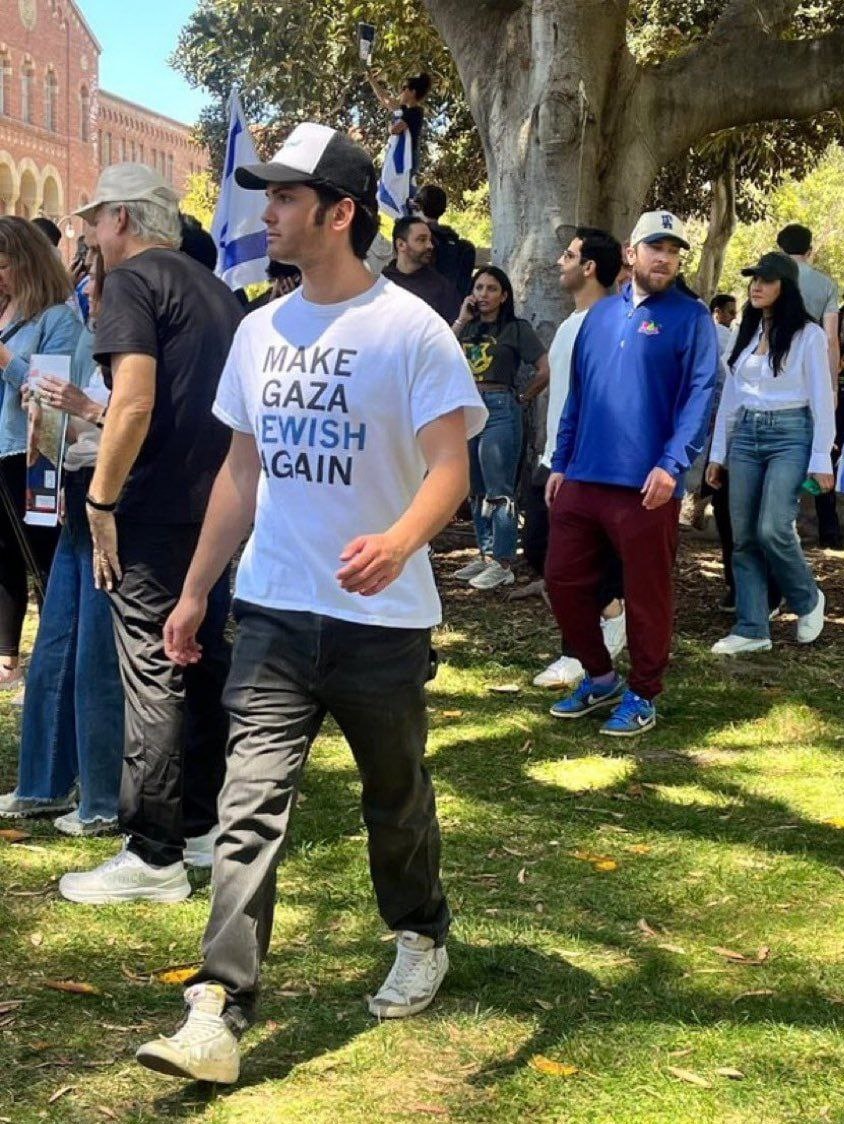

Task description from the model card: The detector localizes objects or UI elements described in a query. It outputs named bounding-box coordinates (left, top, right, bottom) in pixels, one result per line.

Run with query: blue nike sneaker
left=550, top=674, right=626, bottom=720
left=599, top=689, right=656, bottom=737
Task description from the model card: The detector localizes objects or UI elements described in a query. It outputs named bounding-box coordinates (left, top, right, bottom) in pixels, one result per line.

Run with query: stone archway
left=17, top=169, right=37, bottom=218
left=0, top=161, right=15, bottom=216
left=40, top=166, right=62, bottom=220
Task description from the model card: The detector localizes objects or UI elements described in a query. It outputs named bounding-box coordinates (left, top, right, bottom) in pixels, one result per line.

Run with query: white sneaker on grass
left=797, top=589, right=825, bottom=644
left=469, top=561, right=515, bottom=590
left=136, top=983, right=239, bottom=1083
left=59, top=846, right=191, bottom=904
left=184, top=825, right=219, bottom=869
left=533, top=655, right=585, bottom=689
left=368, top=931, right=449, bottom=1019
left=53, top=809, right=118, bottom=837
left=454, top=557, right=488, bottom=581
left=601, top=608, right=627, bottom=659
left=0, top=789, right=75, bottom=819
left=711, top=634, right=772, bottom=656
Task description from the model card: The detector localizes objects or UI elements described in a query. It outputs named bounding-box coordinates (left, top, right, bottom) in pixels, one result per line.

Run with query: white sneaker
left=184, top=825, right=219, bottom=868
left=711, top=634, right=773, bottom=656
left=368, top=931, right=449, bottom=1019
left=797, top=589, right=825, bottom=644
left=468, top=561, right=515, bottom=590
left=59, top=846, right=191, bottom=904
left=454, top=557, right=488, bottom=581
left=532, top=655, right=586, bottom=689
left=0, top=789, right=75, bottom=819
left=601, top=609, right=627, bottom=659
left=136, top=983, right=239, bottom=1083
left=53, top=809, right=118, bottom=837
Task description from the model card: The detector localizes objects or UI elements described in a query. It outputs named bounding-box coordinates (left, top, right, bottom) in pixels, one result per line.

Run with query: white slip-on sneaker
left=711, top=634, right=773, bottom=656
left=469, top=560, right=515, bottom=590
left=59, top=846, right=191, bottom=904
left=796, top=589, right=825, bottom=644
left=53, top=809, right=118, bottom=837
left=532, top=655, right=586, bottom=689
left=454, top=557, right=488, bottom=581
left=368, top=931, right=449, bottom=1019
left=136, top=983, right=239, bottom=1083
left=601, top=609, right=627, bottom=659
left=184, top=826, right=220, bottom=869
left=0, top=789, right=76, bottom=819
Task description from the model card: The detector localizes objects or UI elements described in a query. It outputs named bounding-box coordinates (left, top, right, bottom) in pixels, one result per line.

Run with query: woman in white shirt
left=707, top=252, right=834, bottom=656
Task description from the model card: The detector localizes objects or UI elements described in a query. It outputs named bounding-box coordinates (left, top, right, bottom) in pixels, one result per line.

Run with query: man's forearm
left=181, top=456, right=258, bottom=600
left=388, top=455, right=468, bottom=559
left=89, top=405, right=151, bottom=504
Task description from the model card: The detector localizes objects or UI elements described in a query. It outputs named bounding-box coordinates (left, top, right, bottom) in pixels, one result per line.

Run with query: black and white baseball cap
left=236, top=123, right=378, bottom=209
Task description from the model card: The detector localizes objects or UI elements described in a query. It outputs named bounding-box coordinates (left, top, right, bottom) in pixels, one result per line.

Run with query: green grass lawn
left=1, top=535, right=843, bottom=1123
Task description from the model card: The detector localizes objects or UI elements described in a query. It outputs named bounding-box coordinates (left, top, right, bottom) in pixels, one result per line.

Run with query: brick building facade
left=0, top=0, right=207, bottom=247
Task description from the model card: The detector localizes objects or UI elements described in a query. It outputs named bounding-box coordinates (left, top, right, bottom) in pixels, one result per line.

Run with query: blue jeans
left=17, top=470, right=124, bottom=822
left=468, top=391, right=522, bottom=562
left=728, top=407, right=819, bottom=639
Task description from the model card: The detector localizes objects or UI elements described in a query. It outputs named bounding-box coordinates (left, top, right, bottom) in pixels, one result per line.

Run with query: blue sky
left=82, top=0, right=211, bottom=124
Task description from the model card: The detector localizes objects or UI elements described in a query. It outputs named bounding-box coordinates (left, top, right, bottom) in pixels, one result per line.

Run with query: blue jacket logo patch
left=638, top=319, right=661, bottom=336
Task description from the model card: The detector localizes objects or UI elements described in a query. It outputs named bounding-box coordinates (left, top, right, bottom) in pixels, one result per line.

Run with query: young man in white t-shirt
left=134, top=124, right=486, bottom=1085
left=518, top=228, right=626, bottom=689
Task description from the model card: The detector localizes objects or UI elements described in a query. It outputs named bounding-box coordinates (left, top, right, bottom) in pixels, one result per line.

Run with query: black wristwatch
left=85, top=494, right=117, bottom=513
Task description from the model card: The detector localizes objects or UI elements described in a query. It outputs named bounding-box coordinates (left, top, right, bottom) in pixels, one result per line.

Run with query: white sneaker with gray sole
left=136, top=983, right=239, bottom=1083
left=368, top=931, right=449, bottom=1019
left=59, top=846, right=191, bottom=904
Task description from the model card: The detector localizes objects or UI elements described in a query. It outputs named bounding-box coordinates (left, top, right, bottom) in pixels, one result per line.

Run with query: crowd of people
left=0, top=103, right=839, bottom=1085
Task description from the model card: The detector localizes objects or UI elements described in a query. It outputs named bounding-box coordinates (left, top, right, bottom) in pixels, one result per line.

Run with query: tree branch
left=709, top=0, right=803, bottom=37
left=634, top=27, right=844, bottom=167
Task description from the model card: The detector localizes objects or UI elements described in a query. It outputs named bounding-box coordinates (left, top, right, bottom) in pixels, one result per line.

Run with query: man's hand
left=163, top=594, right=207, bottom=666
left=811, top=472, right=836, bottom=493
left=87, top=508, right=122, bottom=591
left=641, top=466, right=677, bottom=510
left=705, top=462, right=726, bottom=490
left=545, top=471, right=565, bottom=508
left=337, top=532, right=407, bottom=596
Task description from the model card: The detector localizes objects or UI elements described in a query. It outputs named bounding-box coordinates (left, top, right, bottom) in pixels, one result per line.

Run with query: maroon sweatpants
left=545, top=480, right=680, bottom=700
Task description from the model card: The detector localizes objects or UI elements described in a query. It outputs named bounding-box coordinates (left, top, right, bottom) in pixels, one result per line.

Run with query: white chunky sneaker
left=796, top=589, right=825, bottom=644
left=53, top=809, right=118, bottom=837
left=601, top=608, right=627, bottom=659
left=454, top=557, right=488, bottom=581
left=136, top=983, right=239, bottom=1083
left=0, top=789, right=76, bottom=819
left=59, top=846, right=191, bottom=904
left=532, top=655, right=586, bottom=689
left=711, top=634, right=772, bottom=657
left=469, top=560, right=515, bottom=590
left=184, top=826, right=219, bottom=869
left=368, top=931, right=449, bottom=1019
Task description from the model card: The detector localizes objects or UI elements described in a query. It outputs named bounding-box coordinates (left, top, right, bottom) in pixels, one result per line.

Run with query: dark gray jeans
left=193, top=602, right=451, bottom=1030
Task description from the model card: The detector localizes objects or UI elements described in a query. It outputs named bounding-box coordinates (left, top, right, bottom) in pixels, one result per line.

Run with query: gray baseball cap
left=73, top=163, right=180, bottom=224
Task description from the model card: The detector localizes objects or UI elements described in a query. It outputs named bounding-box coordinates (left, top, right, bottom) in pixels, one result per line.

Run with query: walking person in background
left=708, top=253, right=833, bottom=656
left=0, top=218, right=81, bottom=693
left=453, top=266, right=549, bottom=590
left=545, top=212, right=717, bottom=736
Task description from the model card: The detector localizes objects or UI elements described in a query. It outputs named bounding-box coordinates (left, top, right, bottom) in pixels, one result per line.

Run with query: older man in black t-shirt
left=58, top=164, right=243, bottom=905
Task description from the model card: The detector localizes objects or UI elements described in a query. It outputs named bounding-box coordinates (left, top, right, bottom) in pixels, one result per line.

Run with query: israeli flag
left=211, top=91, right=269, bottom=290
left=377, top=130, right=412, bottom=221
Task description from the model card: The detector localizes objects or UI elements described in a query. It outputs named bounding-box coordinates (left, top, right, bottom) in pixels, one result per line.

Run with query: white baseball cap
left=73, top=163, right=180, bottom=224
left=630, top=211, right=690, bottom=250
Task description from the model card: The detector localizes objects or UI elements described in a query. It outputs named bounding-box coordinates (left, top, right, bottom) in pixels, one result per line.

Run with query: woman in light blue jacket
left=0, top=217, right=81, bottom=689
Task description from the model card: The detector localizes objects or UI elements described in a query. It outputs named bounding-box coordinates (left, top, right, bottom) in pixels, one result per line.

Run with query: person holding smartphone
left=452, top=267, right=549, bottom=590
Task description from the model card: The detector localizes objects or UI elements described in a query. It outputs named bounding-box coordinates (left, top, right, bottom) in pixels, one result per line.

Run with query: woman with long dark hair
left=0, top=218, right=81, bottom=690
left=707, top=253, right=834, bottom=655
left=452, top=266, right=549, bottom=589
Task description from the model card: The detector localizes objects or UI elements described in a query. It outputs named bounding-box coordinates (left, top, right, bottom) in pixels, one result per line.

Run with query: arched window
left=21, top=60, right=34, bottom=125
left=0, top=52, right=10, bottom=117
left=44, top=69, right=58, bottom=132
left=166, top=153, right=174, bottom=183
left=102, top=132, right=112, bottom=165
left=79, top=86, right=90, bottom=141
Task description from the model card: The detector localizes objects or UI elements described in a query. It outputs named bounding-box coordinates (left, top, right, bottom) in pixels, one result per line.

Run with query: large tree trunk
left=693, top=147, right=738, bottom=303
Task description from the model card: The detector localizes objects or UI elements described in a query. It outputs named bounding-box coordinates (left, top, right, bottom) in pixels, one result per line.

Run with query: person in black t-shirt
left=368, top=70, right=431, bottom=190
left=452, top=267, right=550, bottom=590
left=57, top=163, right=243, bottom=906
left=382, top=216, right=462, bottom=323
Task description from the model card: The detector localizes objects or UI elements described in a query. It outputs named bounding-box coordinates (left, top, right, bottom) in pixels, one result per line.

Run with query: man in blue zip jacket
left=544, top=211, right=717, bottom=736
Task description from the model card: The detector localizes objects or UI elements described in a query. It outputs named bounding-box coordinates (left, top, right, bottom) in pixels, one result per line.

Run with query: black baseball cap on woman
left=740, top=252, right=799, bottom=285
left=236, top=122, right=378, bottom=210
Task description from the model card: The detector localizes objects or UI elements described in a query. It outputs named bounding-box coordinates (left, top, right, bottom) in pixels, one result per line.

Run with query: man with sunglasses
left=544, top=212, right=717, bottom=736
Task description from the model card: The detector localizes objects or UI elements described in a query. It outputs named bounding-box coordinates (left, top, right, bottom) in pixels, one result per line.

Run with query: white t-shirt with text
left=213, top=276, right=487, bottom=628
